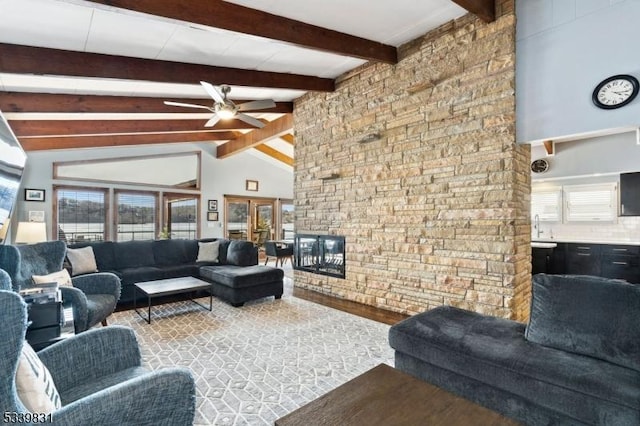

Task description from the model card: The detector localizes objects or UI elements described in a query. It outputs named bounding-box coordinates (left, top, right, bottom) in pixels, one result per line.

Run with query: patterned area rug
left=110, top=277, right=394, bottom=425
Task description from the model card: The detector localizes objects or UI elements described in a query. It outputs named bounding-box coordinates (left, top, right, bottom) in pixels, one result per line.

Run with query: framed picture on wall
left=208, top=200, right=218, bottom=211
left=246, top=180, right=259, bottom=192
left=28, top=211, right=45, bottom=222
left=25, top=189, right=45, bottom=202
left=207, top=211, right=219, bottom=221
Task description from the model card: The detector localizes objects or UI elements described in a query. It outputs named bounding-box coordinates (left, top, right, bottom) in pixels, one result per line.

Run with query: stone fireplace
left=293, top=0, right=531, bottom=321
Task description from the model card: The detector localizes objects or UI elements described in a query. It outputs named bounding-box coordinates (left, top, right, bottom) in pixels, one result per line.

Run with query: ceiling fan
left=164, top=81, right=276, bottom=128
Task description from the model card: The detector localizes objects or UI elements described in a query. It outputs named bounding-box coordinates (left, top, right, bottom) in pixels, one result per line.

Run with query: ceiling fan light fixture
left=216, top=108, right=236, bottom=119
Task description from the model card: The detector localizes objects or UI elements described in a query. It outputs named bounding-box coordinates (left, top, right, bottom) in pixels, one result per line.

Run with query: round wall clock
left=592, top=74, right=639, bottom=109
left=531, top=159, right=549, bottom=174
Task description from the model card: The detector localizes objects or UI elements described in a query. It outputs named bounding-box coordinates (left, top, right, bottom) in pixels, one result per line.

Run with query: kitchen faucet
left=533, top=214, right=544, bottom=239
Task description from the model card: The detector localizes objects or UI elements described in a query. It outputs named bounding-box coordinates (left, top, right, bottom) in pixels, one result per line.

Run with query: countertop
left=532, top=239, right=640, bottom=246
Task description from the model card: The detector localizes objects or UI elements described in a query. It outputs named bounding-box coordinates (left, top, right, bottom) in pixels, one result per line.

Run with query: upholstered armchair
left=264, top=241, right=293, bottom=267
left=0, top=241, right=120, bottom=333
left=0, top=289, right=195, bottom=425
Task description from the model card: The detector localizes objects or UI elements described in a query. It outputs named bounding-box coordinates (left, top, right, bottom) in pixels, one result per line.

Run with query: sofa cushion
left=152, top=239, right=198, bottom=266
left=389, top=305, right=640, bottom=423
left=200, top=265, right=283, bottom=289
left=114, top=241, right=155, bottom=269
left=160, top=264, right=200, bottom=280
left=526, top=274, right=640, bottom=372
left=196, top=241, right=220, bottom=263
left=226, top=240, right=257, bottom=266
left=117, top=266, right=165, bottom=286
left=68, top=241, right=117, bottom=271
left=66, top=246, right=99, bottom=276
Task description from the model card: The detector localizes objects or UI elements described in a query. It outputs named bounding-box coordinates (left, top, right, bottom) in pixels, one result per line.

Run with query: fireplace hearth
left=294, top=234, right=345, bottom=279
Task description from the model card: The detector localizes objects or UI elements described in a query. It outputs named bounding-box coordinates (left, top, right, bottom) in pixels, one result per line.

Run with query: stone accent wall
left=294, top=0, right=532, bottom=321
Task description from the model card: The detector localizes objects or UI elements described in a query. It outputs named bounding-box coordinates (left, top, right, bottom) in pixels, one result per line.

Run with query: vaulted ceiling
left=0, top=0, right=495, bottom=167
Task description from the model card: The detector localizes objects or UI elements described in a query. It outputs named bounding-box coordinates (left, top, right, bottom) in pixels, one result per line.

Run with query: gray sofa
left=68, top=238, right=283, bottom=307
left=389, top=274, right=640, bottom=425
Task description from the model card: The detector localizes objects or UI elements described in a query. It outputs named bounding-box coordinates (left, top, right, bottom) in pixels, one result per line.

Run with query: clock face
left=531, top=159, right=549, bottom=174
left=592, top=75, right=639, bottom=109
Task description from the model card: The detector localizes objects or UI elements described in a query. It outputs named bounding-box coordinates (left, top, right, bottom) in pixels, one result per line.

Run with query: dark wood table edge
left=275, top=363, right=521, bottom=426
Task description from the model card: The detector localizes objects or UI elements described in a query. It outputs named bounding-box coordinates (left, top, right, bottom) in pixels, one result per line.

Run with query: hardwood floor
left=292, top=286, right=409, bottom=325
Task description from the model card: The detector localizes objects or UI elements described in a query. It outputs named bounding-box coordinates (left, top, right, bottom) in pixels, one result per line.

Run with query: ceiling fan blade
left=237, top=99, right=276, bottom=111
left=236, top=113, right=266, bottom=128
left=200, top=81, right=224, bottom=104
left=204, top=115, right=222, bottom=128
left=164, top=101, right=212, bottom=111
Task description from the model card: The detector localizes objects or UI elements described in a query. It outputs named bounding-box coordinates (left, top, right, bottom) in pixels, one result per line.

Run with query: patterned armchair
left=0, top=241, right=120, bottom=333
left=0, top=288, right=195, bottom=425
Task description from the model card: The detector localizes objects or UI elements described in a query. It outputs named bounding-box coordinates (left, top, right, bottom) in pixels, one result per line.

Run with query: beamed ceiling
left=0, top=0, right=495, bottom=168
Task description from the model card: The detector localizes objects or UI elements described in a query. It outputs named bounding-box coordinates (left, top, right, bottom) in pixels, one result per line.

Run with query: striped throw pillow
left=15, top=343, right=61, bottom=413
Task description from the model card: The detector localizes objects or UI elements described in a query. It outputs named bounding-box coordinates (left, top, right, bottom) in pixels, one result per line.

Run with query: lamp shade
left=14, top=222, right=47, bottom=244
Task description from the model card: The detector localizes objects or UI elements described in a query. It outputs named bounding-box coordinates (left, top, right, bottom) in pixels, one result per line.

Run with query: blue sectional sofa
left=68, top=238, right=283, bottom=307
left=389, top=274, right=640, bottom=425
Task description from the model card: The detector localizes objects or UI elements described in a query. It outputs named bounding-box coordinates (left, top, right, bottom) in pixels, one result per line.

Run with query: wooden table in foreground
left=275, top=364, right=520, bottom=426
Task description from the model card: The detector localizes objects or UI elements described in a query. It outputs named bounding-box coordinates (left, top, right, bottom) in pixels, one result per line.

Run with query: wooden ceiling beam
left=0, top=43, right=334, bottom=92
left=0, top=92, right=293, bottom=114
left=451, top=0, right=496, bottom=23
left=19, top=131, right=238, bottom=151
left=254, top=144, right=293, bottom=167
left=280, top=133, right=295, bottom=145
left=217, top=114, right=293, bottom=159
left=9, top=119, right=260, bottom=136
left=89, top=0, right=397, bottom=64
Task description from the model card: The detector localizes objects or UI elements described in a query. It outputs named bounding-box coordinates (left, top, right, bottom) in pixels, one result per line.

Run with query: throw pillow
left=15, top=343, right=61, bottom=414
left=32, top=269, right=72, bottom=287
left=196, top=241, right=220, bottom=263
left=66, top=246, right=98, bottom=276
left=226, top=240, right=256, bottom=266
left=525, top=274, right=640, bottom=372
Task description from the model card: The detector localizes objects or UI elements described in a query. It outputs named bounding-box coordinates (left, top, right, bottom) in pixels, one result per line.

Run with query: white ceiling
left=0, top=0, right=466, bottom=100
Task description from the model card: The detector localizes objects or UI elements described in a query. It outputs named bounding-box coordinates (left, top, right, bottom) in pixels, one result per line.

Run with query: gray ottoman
left=199, top=265, right=284, bottom=307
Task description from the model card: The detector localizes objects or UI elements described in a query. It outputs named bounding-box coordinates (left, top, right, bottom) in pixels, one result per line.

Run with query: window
left=531, top=187, right=562, bottom=222
left=564, top=183, right=618, bottom=222
left=116, top=191, right=157, bottom=241
left=164, top=195, right=198, bottom=240
left=55, top=186, right=108, bottom=243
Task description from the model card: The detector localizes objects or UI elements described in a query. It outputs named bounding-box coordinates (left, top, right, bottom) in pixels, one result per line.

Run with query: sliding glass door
left=224, top=196, right=279, bottom=245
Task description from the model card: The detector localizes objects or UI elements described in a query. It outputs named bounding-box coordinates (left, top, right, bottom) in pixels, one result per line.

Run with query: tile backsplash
left=533, top=216, right=640, bottom=243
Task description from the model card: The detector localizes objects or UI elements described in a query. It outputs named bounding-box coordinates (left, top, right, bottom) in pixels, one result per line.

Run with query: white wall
left=531, top=130, right=640, bottom=180
left=13, top=143, right=293, bottom=241
left=516, top=0, right=640, bottom=143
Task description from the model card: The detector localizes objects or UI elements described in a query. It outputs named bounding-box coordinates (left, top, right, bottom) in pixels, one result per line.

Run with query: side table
left=26, top=301, right=75, bottom=351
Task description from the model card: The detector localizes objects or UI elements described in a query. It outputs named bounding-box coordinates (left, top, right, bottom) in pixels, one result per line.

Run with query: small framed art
left=246, top=180, right=259, bottom=192
left=28, top=211, right=45, bottom=222
left=208, top=200, right=218, bottom=211
left=207, top=211, right=219, bottom=221
left=25, top=189, right=45, bottom=202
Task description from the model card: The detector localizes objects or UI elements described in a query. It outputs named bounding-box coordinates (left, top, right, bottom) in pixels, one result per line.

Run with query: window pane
left=531, top=190, right=561, bottom=222
left=168, top=198, right=197, bottom=239
left=564, top=183, right=617, bottom=222
left=281, top=202, right=294, bottom=240
left=117, top=192, right=156, bottom=241
left=57, top=189, right=106, bottom=243
left=227, top=201, right=248, bottom=240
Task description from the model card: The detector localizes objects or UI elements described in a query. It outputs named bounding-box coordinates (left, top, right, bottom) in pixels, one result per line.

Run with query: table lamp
left=14, top=222, right=47, bottom=244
